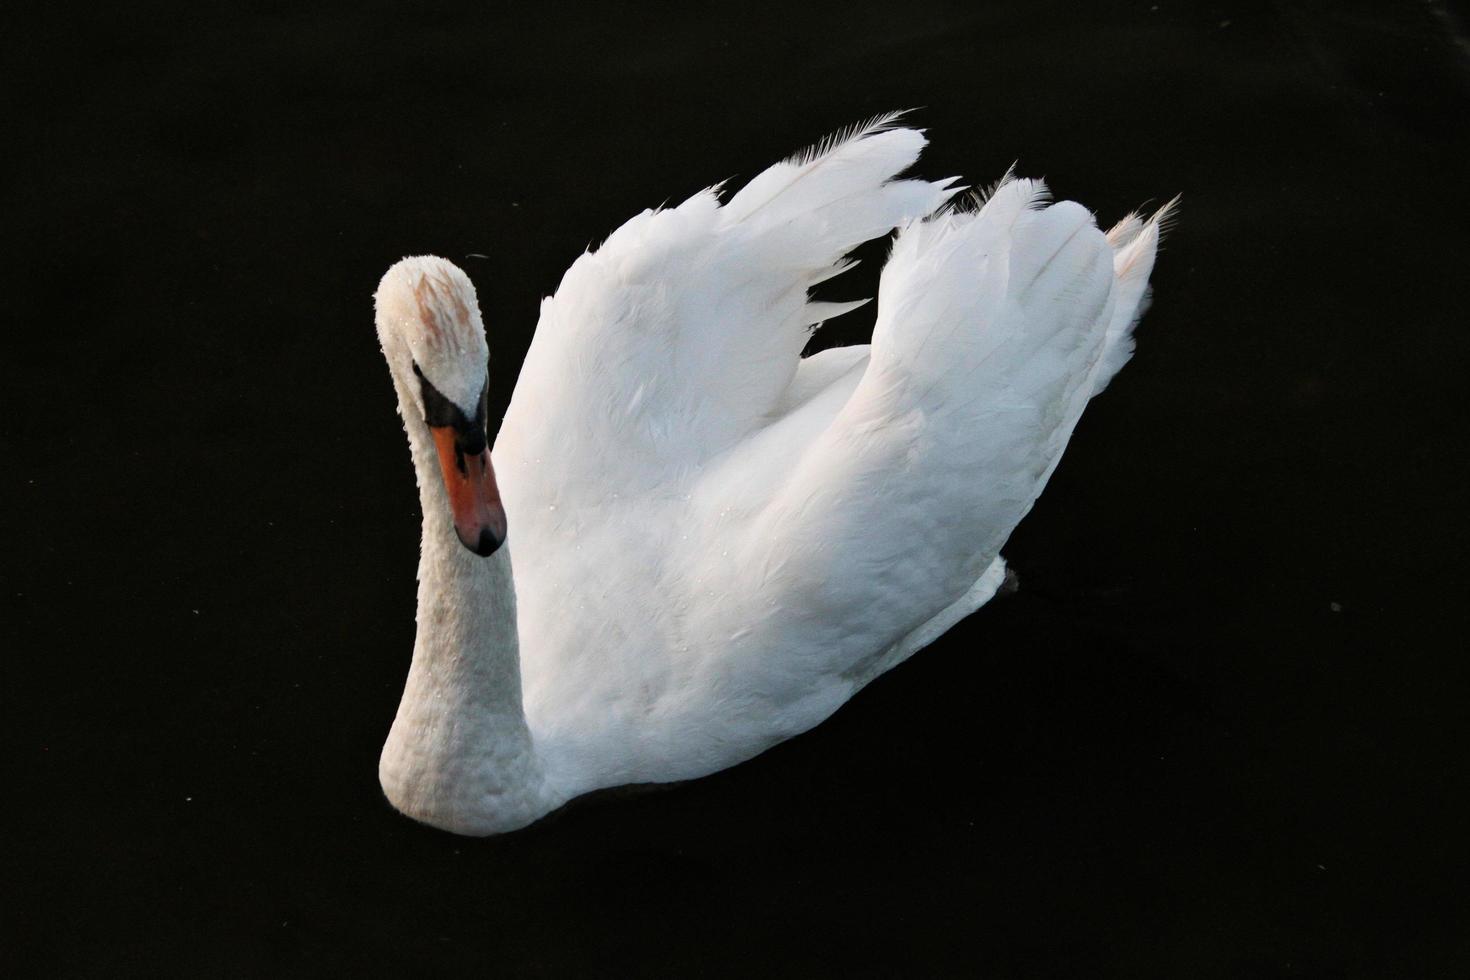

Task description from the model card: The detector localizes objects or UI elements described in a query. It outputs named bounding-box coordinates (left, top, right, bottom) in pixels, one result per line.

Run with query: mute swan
left=374, top=114, right=1172, bottom=835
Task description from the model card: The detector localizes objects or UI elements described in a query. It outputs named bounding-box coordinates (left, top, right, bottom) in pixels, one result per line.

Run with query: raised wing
left=691, top=179, right=1173, bottom=716
left=495, top=115, right=958, bottom=507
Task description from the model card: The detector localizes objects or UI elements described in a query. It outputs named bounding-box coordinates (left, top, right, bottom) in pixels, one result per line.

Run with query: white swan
left=373, top=115, right=1172, bottom=835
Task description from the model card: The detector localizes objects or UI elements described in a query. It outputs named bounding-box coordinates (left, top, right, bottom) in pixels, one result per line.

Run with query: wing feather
left=497, top=118, right=956, bottom=506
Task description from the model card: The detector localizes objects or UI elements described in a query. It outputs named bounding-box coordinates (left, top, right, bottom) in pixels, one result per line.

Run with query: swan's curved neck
left=379, top=383, right=550, bottom=835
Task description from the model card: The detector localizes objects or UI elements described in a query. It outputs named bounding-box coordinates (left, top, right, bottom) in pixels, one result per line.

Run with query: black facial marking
left=413, top=362, right=489, bottom=459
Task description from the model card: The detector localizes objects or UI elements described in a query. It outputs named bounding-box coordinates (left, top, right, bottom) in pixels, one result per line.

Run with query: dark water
left=7, top=1, right=1469, bottom=975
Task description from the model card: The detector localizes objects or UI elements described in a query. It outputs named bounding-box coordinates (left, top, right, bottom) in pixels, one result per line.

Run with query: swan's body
left=374, top=116, right=1172, bottom=835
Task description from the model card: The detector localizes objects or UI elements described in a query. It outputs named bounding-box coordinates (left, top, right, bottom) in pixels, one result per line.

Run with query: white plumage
left=373, top=116, right=1174, bottom=835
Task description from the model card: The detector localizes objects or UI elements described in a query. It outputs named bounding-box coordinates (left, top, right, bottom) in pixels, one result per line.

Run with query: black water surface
left=6, top=1, right=1469, bottom=975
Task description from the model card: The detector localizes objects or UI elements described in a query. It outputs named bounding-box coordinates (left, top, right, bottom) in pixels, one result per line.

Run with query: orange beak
left=430, top=426, right=507, bottom=556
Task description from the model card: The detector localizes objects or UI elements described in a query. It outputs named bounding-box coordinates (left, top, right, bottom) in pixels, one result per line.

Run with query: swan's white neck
left=378, top=378, right=552, bottom=835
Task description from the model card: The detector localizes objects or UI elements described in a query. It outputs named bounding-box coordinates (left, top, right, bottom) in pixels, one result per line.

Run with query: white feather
left=374, top=120, right=1173, bottom=835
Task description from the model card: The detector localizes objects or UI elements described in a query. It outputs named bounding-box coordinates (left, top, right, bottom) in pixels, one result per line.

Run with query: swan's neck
left=378, top=403, right=550, bottom=835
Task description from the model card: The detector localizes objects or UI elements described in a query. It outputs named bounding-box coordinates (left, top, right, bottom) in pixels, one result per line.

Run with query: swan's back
left=491, top=120, right=1171, bottom=797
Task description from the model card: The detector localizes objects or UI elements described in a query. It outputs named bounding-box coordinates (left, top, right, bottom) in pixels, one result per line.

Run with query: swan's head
left=375, top=256, right=506, bottom=557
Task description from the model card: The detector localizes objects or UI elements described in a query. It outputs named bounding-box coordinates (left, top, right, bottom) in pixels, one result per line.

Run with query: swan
left=373, top=114, right=1172, bottom=835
